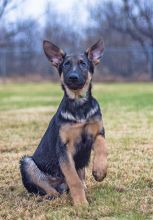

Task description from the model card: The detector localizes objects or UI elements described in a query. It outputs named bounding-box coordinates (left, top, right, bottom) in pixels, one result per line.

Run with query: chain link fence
left=0, top=47, right=153, bottom=80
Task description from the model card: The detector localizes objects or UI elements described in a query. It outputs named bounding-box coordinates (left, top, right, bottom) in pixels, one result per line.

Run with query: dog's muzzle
left=65, top=73, right=85, bottom=90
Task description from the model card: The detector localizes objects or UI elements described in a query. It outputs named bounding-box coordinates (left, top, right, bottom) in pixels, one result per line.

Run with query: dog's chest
left=60, top=119, right=102, bottom=156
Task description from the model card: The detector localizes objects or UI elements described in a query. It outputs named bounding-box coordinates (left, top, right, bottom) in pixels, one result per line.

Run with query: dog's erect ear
left=86, top=39, right=104, bottom=65
left=43, top=40, right=65, bottom=68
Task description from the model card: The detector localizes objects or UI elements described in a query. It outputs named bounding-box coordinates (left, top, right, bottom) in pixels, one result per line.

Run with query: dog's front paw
left=73, top=198, right=89, bottom=206
left=92, top=167, right=107, bottom=182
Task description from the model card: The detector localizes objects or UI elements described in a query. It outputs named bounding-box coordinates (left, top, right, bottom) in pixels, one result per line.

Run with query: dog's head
left=43, top=39, right=104, bottom=97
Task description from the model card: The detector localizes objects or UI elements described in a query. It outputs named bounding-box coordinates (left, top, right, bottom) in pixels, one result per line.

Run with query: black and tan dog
left=20, top=39, right=107, bottom=206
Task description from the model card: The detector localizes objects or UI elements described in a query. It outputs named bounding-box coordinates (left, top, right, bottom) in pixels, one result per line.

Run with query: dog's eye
left=64, top=61, right=71, bottom=67
left=79, top=60, right=86, bottom=67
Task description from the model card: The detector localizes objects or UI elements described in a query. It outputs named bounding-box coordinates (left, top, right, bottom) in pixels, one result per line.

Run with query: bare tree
left=0, top=0, right=27, bottom=47
left=0, top=0, right=9, bottom=19
left=103, top=0, right=153, bottom=78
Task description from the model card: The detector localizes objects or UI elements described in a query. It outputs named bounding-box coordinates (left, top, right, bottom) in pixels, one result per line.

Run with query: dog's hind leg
left=20, top=156, right=59, bottom=198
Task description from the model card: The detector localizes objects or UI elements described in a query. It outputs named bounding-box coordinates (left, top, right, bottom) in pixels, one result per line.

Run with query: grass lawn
left=0, top=82, right=153, bottom=220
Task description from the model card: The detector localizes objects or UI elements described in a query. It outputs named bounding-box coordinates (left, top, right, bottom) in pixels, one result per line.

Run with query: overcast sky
left=8, top=0, right=102, bottom=28
left=4, top=0, right=121, bottom=38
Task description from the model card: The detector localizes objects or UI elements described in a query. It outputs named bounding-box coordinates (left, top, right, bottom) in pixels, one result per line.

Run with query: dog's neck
left=60, top=82, right=100, bottom=123
left=62, top=82, right=92, bottom=104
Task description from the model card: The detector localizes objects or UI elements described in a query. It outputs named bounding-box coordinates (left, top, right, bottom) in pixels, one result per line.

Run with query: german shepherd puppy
left=20, top=39, right=107, bottom=206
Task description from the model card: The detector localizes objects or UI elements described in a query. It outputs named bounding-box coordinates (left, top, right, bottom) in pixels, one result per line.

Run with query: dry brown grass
left=0, top=83, right=153, bottom=220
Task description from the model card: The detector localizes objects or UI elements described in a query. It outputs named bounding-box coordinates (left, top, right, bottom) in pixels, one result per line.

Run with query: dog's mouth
left=65, top=82, right=85, bottom=90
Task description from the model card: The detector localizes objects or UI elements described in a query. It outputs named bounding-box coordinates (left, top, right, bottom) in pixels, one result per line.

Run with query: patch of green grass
left=0, top=82, right=153, bottom=220
left=0, top=83, right=62, bottom=110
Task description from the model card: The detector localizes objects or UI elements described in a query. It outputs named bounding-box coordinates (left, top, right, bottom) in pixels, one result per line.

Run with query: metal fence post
left=0, top=49, right=7, bottom=80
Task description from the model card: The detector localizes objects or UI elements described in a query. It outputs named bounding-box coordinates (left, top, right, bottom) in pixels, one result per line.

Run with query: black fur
left=32, top=90, right=101, bottom=175
left=74, top=133, right=93, bottom=170
left=20, top=40, right=105, bottom=197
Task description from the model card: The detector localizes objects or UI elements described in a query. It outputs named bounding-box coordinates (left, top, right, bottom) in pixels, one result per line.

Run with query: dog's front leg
left=92, top=131, right=107, bottom=182
left=77, top=168, right=87, bottom=191
left=59, top=152, right=88, bottom=206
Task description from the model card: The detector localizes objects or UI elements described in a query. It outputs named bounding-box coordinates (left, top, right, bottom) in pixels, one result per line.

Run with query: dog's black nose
left=68, top=73, right=79, bottom=82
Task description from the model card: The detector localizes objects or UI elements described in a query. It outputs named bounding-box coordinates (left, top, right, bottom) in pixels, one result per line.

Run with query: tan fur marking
left=85, top=119, right=103, bottom=138
left=60, top=119, right=102, bottom=154
left=61, top=73, right=75, bottom=99
left=77, top=168, right=87, bottom=190
left=78, top=168, right=85, bottom=181
left=60, top=123, right=84, bottom=155
left=26, top=160, right=59, bottom=197
left=60, top=153, right=88, bottom=205
left=92, top=135, right=107, bottom=182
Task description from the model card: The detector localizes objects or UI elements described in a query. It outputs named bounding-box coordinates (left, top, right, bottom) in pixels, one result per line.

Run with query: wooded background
left=0, top=0, right=153, bottom=81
